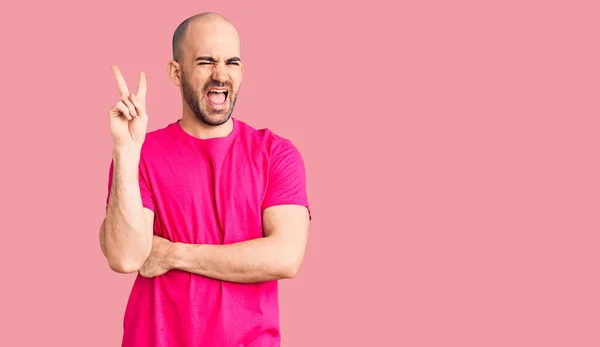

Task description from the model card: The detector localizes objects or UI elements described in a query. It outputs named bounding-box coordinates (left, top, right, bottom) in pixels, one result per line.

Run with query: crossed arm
left=101, top=138, right=310, bottom=282
left=100, top=204, right=310, bottom=283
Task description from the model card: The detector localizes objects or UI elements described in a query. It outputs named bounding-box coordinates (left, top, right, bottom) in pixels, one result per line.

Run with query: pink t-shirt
left=105, top=117, right=310, bottom=347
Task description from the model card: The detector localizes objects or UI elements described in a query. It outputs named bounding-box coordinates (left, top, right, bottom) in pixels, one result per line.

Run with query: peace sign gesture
left=108, top=65, right=149, bottom=150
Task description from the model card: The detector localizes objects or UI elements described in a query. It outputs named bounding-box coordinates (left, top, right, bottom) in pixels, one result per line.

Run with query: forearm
left=170, top=236, right=301, bottom=283
left=104, top=148, right=151, bottom=272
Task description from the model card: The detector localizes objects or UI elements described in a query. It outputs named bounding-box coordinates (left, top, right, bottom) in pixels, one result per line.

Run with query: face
left=175, top=20, right=244, bottom=126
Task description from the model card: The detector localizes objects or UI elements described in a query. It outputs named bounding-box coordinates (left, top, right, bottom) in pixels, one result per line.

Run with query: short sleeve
left=261, top=139, right=311, bottom=219
left=105, top=156, right=156, bottom=213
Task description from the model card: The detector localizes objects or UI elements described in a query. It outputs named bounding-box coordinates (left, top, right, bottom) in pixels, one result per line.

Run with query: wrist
left=112, top=147, right=141, bottom=173
left=113, top=146, right=141, bottom=160
left=167, top=242, right=185, bottom=270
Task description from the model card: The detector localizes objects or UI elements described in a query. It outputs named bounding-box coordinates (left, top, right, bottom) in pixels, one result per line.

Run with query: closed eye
left=226, top=57, right=242, bottom=65
left=194, top=56, right=242, bottom=66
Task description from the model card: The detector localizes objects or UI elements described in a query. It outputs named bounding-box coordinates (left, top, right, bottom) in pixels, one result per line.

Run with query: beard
left=181, top=71, right=239, bottom=126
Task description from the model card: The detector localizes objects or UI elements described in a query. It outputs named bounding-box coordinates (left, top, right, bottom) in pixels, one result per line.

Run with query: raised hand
left=108, top=65, right=148, bottom=150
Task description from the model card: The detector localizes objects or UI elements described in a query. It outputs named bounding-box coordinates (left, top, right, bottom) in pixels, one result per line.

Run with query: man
left=99, top=12, right=311, bottom=347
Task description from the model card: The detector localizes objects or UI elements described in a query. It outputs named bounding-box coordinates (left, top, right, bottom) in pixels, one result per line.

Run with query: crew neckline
left=171, top=117, right=240, bottom=143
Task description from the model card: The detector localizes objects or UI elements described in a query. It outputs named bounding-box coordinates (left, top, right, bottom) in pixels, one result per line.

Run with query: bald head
left=168, top=12, right=244, bottom=128
left=172, top=12, right=240, bottom=63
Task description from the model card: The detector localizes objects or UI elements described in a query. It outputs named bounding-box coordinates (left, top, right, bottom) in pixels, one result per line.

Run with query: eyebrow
left=195, top=56, right=242, bottom=63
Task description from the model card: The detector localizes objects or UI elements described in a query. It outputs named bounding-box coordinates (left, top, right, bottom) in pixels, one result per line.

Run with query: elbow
left=281, top=267, right=299, bottom=279
left=108, top=259, right=142, bottom=274
left=107, top=255, right=146, bottom=274
left=278, top=259, right=303, bottom=279
left=102, top=226, right=152, bottom=274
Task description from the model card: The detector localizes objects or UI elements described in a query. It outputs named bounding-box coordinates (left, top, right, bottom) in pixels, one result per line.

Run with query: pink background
left=1, top=0, right=599, bottom=346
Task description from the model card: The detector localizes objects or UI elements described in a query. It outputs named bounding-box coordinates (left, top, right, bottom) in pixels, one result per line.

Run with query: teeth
left=210, top=90, right=227, bottom=93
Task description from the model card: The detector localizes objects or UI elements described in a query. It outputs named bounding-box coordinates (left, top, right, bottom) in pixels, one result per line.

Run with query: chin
left=198, top=111, right=231, bottom=126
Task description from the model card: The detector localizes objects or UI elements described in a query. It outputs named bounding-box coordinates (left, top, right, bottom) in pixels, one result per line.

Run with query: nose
left=212, top=62, right=228, bottom=83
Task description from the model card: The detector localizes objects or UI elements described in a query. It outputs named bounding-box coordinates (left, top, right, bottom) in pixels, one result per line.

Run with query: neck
left=179, top=111, right=234, bottom=140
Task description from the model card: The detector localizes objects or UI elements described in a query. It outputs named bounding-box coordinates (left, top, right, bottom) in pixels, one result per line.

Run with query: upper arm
left=261, top=138, right=311, bottom=218
left=260, top=138, right=311, bottom=270
left=263, top=204, right=310, bottom=238
left=262, top=204, right=310, bottom=269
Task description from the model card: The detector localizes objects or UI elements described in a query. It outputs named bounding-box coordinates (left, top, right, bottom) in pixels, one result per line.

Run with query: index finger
left=136, top=72, right=147, bottom=100
left=111, top=65, right=130, bottom=97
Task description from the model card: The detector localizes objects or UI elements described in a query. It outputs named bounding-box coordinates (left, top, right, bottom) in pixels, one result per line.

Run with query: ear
left=167, top=59, right=182, bottom=87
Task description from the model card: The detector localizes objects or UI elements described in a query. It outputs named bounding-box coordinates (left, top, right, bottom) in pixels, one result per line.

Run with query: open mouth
left=207, top=89, right=228, bottom=106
